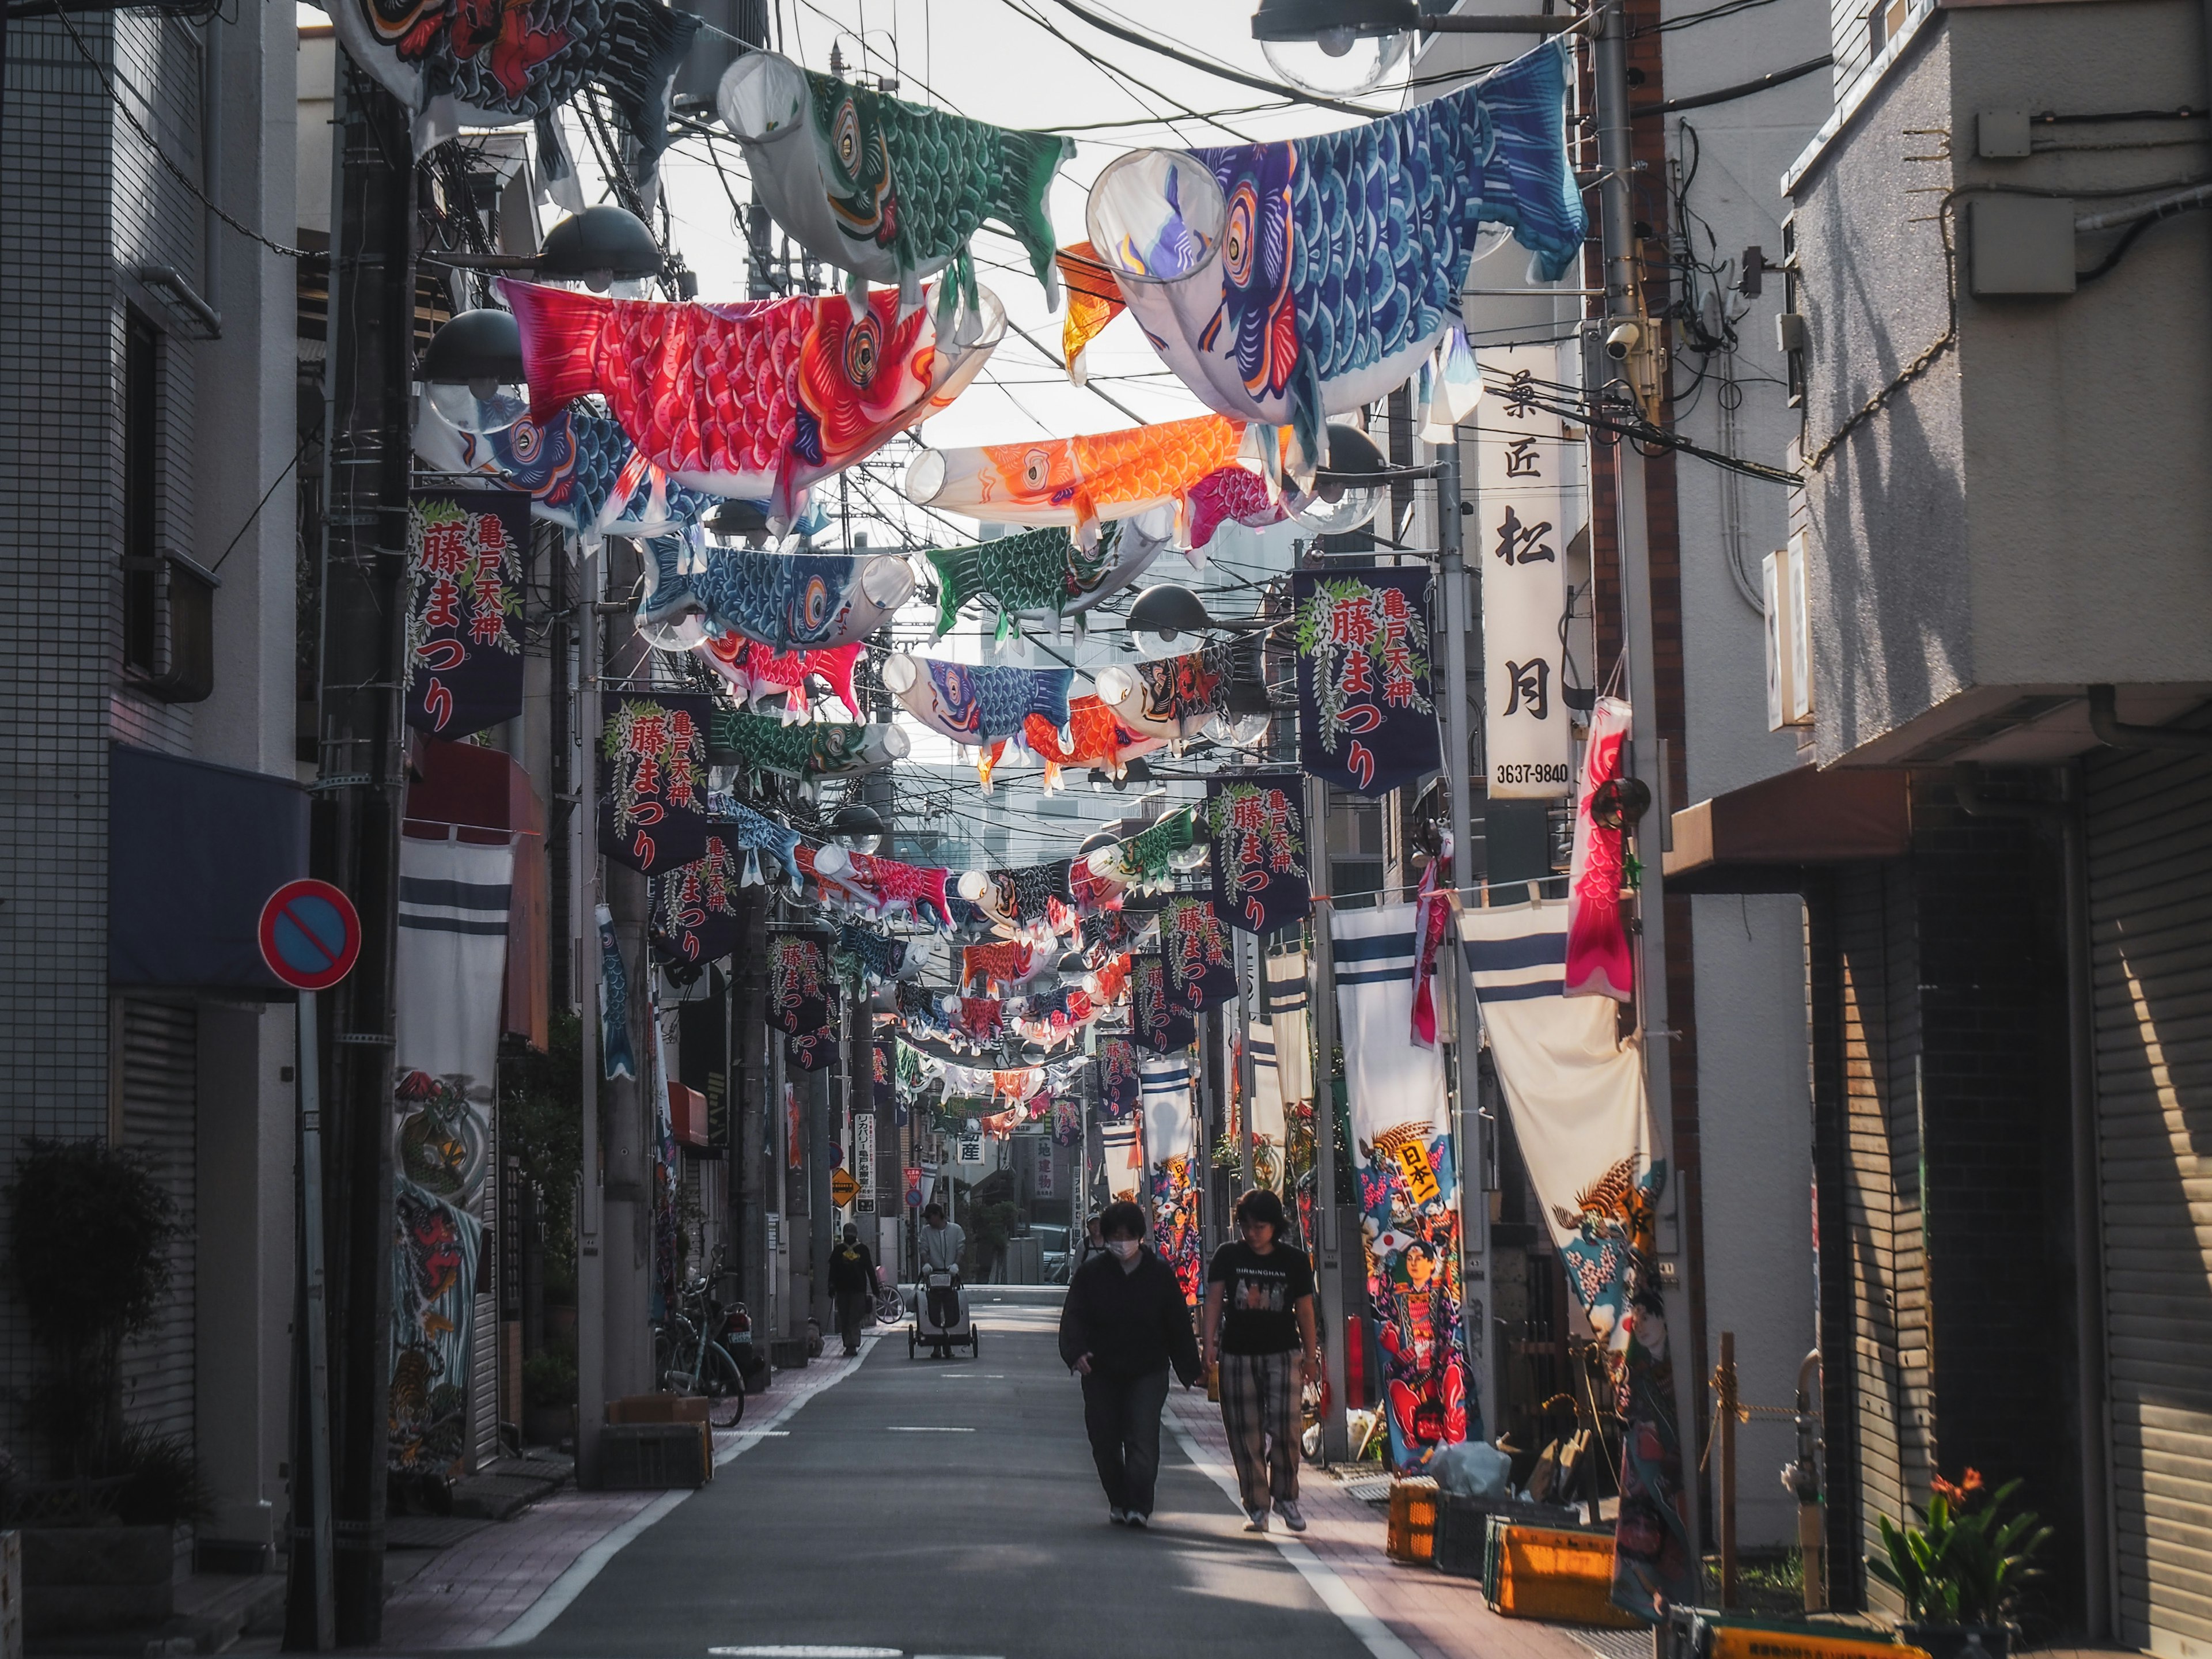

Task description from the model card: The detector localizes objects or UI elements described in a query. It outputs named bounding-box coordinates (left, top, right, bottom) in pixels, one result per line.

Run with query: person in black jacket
left=1057, top=1200, right=1202, bottom=1528
left=827, top=1223, right=877, bottom=1357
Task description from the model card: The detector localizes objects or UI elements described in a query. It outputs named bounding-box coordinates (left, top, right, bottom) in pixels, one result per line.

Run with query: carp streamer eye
left=1224, top=185, right=1256, bottom=287
left=833, top=100, right=861, bottom=171
left=843, top=315, right=881, bottom=386
left=506, top=417, right=541, bottom=463
left=1021, top=448, right=1051, bottom=489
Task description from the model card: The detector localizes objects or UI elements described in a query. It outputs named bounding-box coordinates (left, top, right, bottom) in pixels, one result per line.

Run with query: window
left=124, top=308, right=160, bottom=673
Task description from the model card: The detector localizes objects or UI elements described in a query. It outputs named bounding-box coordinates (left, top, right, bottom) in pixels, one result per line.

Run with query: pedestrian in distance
left=828, top=1222, right=877, bottom=1358
left=1201, top=1188, right=1321, bottom=1533
left=1058, top=1199, right=1202, bottom=1529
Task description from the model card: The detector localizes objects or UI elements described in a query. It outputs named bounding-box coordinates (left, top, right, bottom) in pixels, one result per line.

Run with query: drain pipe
left=2088, top=684, right=2212, bottom=755
left=1952, top=764, right=2108, bottom=1638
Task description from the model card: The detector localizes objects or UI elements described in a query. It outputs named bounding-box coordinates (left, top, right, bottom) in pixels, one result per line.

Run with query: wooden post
left=1718, top=1330, right=1739, bottom=1608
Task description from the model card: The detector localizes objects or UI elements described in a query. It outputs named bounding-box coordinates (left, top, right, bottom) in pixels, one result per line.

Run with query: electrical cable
left=1632, top=52, right=1831, bottom=117
left=1036, top=0, right=1387, bottom=120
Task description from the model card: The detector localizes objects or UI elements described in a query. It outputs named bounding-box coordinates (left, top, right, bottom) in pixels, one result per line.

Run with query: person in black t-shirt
left=1201, top=1188, right=1320, bottom=1534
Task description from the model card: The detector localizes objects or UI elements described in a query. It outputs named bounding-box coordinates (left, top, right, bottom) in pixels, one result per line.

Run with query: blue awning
left=110, top=744, right=310, bottom=990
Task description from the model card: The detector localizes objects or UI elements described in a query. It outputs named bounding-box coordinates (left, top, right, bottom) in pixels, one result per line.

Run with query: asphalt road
left=518, top=1289, right=1372, bottom=1659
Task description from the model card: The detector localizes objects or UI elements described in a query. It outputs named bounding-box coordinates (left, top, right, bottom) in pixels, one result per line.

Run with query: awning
left=110, top=744, right=309, bottom=989
left=1664, top=765, right=1910, bottom=891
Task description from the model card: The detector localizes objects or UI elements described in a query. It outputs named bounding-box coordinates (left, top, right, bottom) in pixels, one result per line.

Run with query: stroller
left=908, top=1266, right=979, bottom=1359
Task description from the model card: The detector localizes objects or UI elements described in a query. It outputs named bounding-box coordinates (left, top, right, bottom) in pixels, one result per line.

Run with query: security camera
left=1604, top=320, right=1642, bottom=361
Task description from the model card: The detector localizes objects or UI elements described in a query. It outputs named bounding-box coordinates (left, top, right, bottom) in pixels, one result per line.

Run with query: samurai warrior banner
left=649, top=836, right=743, bottom=965
left=1132, top=954, right=1195, bottom=1055
left=404, top=490, right=526, bottom=738
left=1293, top=568, right=1439, bottom=798
left=1205, top=774, right=1310, bottom=937
left=1456, top=900, right=1691, bottom=1616
left=600, top=692, right=712, bottom=874
left=769, top=931, right=838, bottom=1072
left=1141, top=1057, right=1201, bottom=1305
left=1331, top=902, right=1471, bottom=1471
left=1160, top=896, right=1237, bottom=1016
left=389, top=1175, right=482, bottom=1475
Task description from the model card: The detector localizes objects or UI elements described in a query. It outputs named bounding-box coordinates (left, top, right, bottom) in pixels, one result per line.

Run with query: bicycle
left=653, top=1251, right=746, bottom=1428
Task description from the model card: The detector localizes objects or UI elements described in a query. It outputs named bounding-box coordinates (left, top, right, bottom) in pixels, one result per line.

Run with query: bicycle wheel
left=704, top=1345, right=746, bottom=1428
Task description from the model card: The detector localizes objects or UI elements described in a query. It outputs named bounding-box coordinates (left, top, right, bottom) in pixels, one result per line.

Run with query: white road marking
left=708, top=1647, right=902, bottom=1657
left=487, top=1335, right=879, bottom=1646
left=885, top=1425, right=975, bottom=1433
left=1164, top=1414, right=1420, bottom=1659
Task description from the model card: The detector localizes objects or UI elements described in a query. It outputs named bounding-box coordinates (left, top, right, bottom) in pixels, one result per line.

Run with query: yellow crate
left=1487, top=1524, right=1645, bottom=1628
left=1387, top=1478, right=1440, bottom=1564
left=1713, top=1631, right=1929, bottom=1659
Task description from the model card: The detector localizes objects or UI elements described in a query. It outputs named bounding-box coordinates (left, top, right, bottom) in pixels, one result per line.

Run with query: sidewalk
left=377, top=1343, right=875, bottom=1651
left=1164, top=1396, right=1606, bottom=1659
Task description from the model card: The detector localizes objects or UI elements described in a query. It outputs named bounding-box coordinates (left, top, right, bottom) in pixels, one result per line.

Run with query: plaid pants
left=1218, top=1350, right=1301, bottom=1510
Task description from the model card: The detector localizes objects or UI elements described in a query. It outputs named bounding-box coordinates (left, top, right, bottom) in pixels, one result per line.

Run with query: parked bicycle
left=653, top=1248, right=746, bottom=1428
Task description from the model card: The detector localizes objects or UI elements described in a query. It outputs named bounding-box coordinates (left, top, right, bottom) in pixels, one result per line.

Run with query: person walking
left=918, top=1201, right=967, bottom=1354
left=827, top=1222, right=877, bottom=1357
left=1201, top=1188, right=1321, bottom=1533
left=1058, top=1200, right=1202, bottom=1528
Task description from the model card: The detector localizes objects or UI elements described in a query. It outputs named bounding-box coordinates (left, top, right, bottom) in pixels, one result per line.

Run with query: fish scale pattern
left=916, top=414, right=1247, bottom=535
left=707, top=711, right=889, bottom=781
left=926, top=525, right=1114, bottom=639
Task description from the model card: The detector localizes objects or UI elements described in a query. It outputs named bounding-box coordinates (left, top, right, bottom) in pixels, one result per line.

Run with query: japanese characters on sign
left=1292, top=568, right=1440, bottom=798
left=1475, top=344, right=1578, bottom=800
left=599, top=693, right=714, bottom=874
left=1132, top=955, right=1196, bottom=1055
left=855, top=1115, right=876, bottom=1214
left=404, top=490, right=527, bottom=738
left=1205, top=774, right=1310, bottom=937
left=647, top=837, right=743, bottom=965
left=768, top=931, right=837, bottom=1072
left=1160, top=896, right=1237, bottom=1016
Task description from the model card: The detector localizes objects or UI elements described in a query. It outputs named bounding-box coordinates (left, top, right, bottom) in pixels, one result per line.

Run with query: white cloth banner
left=1475, top=343, right=1576, bottom=800
left=1138, top=1058, right=1192, bottom=1172
left=1456, top=899, right=1660, bottom=1260
left=394, top=838, right=514, bottom=1090
left=1264, top=947, right=1312, bottom=1105
left=1330, top=903, right=1448, bottom=1148
left=1100, top=1111, right=1143, bottom=1173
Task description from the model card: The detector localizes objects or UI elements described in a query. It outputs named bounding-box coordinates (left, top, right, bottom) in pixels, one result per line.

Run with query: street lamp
left=1126, top=584, right=1216, bottom=658
left=828, top=802, right=886, bottom=855
left=538, top=205, right=668, bottom=294
left=1285, top=422, right=1391, bottom=537
left=1251, top=0, right=1579, bottom=95
left=420, top=307, right=528, bottom=434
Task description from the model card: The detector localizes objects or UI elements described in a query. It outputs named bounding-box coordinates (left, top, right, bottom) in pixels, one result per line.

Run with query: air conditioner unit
left=1763, top=534, right=1815, bottom=731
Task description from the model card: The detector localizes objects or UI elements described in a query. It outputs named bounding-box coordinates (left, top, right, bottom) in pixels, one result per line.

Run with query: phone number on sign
left=1490, top=763, right=1571, bottom=786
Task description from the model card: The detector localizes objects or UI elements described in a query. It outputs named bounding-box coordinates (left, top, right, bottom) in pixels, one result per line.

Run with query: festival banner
left=1265, top=948, right=1313, bottom=1107
left=1099, top=1036, right=1141, bottom=1118
left=1331, top=902, right=1471, bottom=1471
left=1293, top=567, right=1439, bottom=798
left=1131, top=954, right=1196, bottom=1055
left=1139, top=1057, right=1201, bottom=1305
left=648, top=836, right=744, bottom=965
left=1566, top=696, right=1635, bottom=1000
left=600, top=692, right=714, bottom=874
left=597, top=902, right=637, bottom=1081
left=1456, top=899, right=1691, bottom=1615
left=1205, top=773, right=1310, bottom=937
left=1476, top=343, right=1577, bottom=800
left=1160, top=896, right=1237, bottom=1016
left=404, top=488, right=526, bottom=738
left=768, top=930, right=838, bottom=1072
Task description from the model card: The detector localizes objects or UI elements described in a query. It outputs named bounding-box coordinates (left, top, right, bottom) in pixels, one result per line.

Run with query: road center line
left=487, top=1337, right=878, bottom=1647
left=1163, top=1412, right=1420, bottom=1659
left=886, top=1425, right=975, bottom=1432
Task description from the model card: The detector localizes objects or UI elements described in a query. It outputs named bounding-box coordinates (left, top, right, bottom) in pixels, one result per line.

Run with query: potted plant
left=1869, top=1468, right=2052, bottom=1659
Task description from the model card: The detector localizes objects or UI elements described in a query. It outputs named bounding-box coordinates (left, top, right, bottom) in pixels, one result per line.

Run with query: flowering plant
left=1868, top=1468, right=2050, bottom=1626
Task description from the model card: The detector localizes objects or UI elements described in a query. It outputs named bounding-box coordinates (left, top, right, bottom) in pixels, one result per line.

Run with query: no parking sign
left=257, top=880, right=361, bottom=991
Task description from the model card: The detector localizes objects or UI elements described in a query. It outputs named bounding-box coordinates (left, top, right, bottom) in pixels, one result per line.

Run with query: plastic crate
left=1481, top=1517, right=1646, bottom=1628
left=1386, top=1478, right=1440, bottom=1564
left=1432, top=1494, right=1588, bottom=1578
left=600, top=1423, right=711, bottom=1490
left=605, top=1393, right=709, bottom=1426
left=1662, top=1607, right=1924, bottom=1659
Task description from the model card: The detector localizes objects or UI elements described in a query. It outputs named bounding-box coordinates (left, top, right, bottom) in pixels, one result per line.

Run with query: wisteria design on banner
left=599, top=694, right=711, bottom=874
left=648, top=836, right=743, bottom=965
left=1293, top=569, right=1438, bottom=798
left=1205, top=775, right=1309, bottom=935
left=768, top=932, right=837, bottom=1071
left=1132, top=954, right=1195, bottom=1055
left=1160, top=896, right=1236, bottom=1016
left=404, top=491, right=525, bottom=738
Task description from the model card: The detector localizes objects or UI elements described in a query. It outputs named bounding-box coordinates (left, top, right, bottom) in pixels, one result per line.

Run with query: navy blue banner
left=1205, top=773, right=1310, bottom=937
left=1291, top=567, right=1440, bottom=798
left=404, top=490, right=528, bottom=739
left=600, top=692, right=715, bottom=874
left=649, top=837, right=743, bottom=965
left=1160, top=897, right=1237, bottom=1016
left=1132, top=955, right=1196, bottom=1054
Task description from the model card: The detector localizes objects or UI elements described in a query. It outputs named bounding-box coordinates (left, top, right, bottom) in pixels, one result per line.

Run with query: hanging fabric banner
left=1139, top=1056, right=1201, bottom=1305
left=1566, top=696, right=1635, bottom=1000
left=1161, top=896, right=1237, bottom=1016
left=403, top=490, right=527, bottom=739
left=769, top=931, right=838, bottom=1072
left=1293, top=567, right=1440, bottom=798
left=597, top=902, right=637, bottom=1081
left=1247, top=1012, right=1287, bottom=1194
left=1477, top=342, right=1578, bottom=800
left=1132, top=953, right=1196, bottom=1054
left=600, top=692, right=713, bottom=874
left=1100, top=1036, right=1141, bottom=1118
left=1265, top=948, right=1313, bottom=1107
left=1456, top=899, right=1690, bottom=1616
left=393, top=836, right=513, bottom=1090
left=884, top=654, right=1074, bottom=748
left=648, top=836, right=744, bottom=965
left=1205, top=774, right=1310, bottom=936
left=389, top=1175, right=482, bottom=1476
left=1330, top=902, right=1470, bottom=1470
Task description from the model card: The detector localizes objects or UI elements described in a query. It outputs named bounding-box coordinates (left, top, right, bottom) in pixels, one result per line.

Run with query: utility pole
left=1304, top=775, right=1350, bottom=1463
left=1594, top=0, right=1703, bottom=1574
left=293, top=61, right=410, bottom=1647
left=574, top=541, right=605, bottom=1486
left=1236, top=930, right=1257, bottom=1195
left=1434, top=436, right=1497, bottom=1441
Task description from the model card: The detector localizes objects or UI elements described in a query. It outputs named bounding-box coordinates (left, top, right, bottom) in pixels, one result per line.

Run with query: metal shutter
left=116, top=999, right=196, bottom=1442
left=472, top=1093, right=499, bottom=1469
left=2087, top=739, right=2212, bottom=1659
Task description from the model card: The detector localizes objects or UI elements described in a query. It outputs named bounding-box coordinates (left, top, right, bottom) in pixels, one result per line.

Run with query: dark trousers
left=926, top=1282, right=960, bottom=1333
left=835, top=1289, right=869, bottom=1353
left=1081, top=1366, right=1171, bottom=1518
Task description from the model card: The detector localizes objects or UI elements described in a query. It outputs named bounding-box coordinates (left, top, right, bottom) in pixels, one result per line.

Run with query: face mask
left=1107, top=1239, right=1141, bottom=1260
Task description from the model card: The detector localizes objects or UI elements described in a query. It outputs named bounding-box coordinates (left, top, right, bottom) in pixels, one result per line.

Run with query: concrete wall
left=1787, top=3, right=2212, bottom=764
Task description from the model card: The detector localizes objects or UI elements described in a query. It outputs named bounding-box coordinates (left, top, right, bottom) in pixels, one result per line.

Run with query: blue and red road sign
left=258, top=880, right=361, bottom=992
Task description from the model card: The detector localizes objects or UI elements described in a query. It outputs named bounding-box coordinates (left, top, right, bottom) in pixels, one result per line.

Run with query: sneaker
left=1108, top=1507, right=1128, bottom=1525
left=1278, top=1499, right=1306, bottom=1533
left=1124, top=1512, right=1149, bottom=1530
left=1244, top=1506, right=1270, bottom=1533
